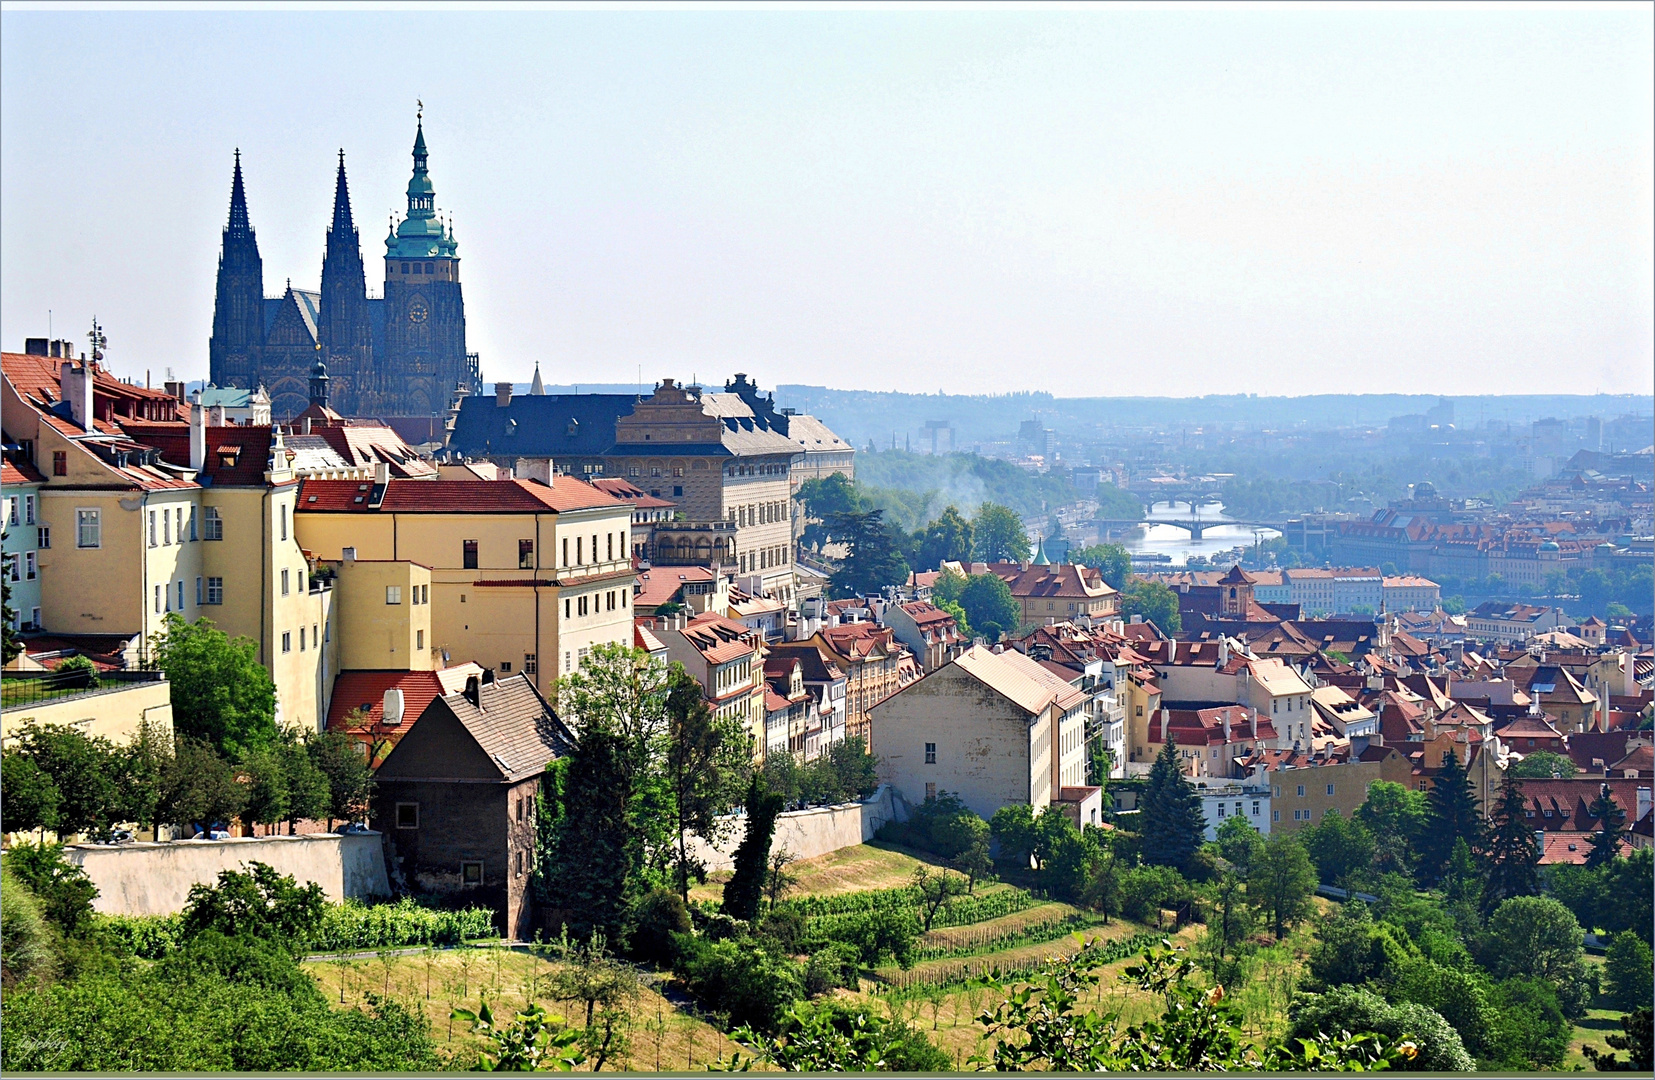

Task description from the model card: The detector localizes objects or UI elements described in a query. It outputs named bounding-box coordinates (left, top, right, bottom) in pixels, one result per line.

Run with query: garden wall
left=688, top=783, right=905, bottom=872
left=65, top=832, right=391, bottom=916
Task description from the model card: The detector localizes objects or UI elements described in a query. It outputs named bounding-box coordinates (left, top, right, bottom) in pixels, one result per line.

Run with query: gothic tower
left=318, top=151, right=376, bottom=414
left=381, top=115, right=473, bottom=416
left=208, top=151, right=265, bottom=390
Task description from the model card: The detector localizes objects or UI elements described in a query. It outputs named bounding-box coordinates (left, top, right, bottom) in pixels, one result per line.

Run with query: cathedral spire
left=227, top=149, right=252, bottom=236
left=330, top=149, right=355, bottom=235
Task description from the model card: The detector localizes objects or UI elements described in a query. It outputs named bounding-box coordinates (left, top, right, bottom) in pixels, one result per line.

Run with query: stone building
left=208, top=118, right=480, bottom=420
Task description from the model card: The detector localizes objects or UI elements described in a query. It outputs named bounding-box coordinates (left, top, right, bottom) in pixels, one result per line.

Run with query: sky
left=2, top=3, right=1651, bottom=398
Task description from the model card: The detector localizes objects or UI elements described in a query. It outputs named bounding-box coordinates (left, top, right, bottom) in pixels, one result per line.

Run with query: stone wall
left=65, top=832, right=391, bottom=917
left=687, top=784, right=904, bottom=873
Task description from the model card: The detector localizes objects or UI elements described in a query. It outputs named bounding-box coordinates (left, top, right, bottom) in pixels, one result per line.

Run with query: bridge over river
left=1096, top=516, right=1288, bottom=540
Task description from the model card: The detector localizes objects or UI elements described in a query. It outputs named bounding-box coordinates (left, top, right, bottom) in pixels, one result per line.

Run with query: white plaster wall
left=687, top=785, right=900, bottom=873
left=65, top=832, right=391, bottom=916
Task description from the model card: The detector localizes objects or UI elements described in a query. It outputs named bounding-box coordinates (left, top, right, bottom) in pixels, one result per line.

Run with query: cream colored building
left=1257, top=758, right=1381, bottom=832
left=870, top=645, right=1090, bottom=822
left=294, top=475, right=635, bottom=696
left=1, top=672, right=174, bottom=748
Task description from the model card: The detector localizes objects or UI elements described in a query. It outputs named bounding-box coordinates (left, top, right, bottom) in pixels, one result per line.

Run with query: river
left=1120, top=501, right=1281, bottom=568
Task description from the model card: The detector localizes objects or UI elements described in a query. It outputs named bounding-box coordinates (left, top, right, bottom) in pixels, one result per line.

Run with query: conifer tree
left=1418, top=747, right=1483, bottom=884
left=1481, top=771, right=1539, bottom=911
left=550, top=728, right=638, bottom=944
left=722, top=775, right=785, bottom=922
left=1139, top=736, right=1207, bottom=874
left=1585, top=784, right=1627, bottom=869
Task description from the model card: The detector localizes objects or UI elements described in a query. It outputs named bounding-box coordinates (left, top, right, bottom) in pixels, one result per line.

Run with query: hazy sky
left=2, top=3, right=1651, bottom=397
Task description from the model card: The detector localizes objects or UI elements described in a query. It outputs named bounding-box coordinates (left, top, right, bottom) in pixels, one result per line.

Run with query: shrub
left=803, top=942, right=862, bottom=995
left=1117, top=864, right=1189, bottom=922
left=0, top=867, right=58, bottom=987
left=155, top=930, right=316, bottom=995
left=180, top=862, right=325, bottom=948
left=1288, top=985, right=1473, bottom=1072
left=674, top=935, right=804, bottom=1032
left=630, top=889, right=692, bottom=966
left=53, top=655, right=99, bottom=689
left=4, top=841, right=98, bottom=937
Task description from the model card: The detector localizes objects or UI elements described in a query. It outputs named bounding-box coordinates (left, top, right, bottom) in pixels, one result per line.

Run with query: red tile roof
left=325, top=667, right=481, bottom=763
left=297, top=476, right=619, bottom=513
left=2, top=454, right=45, bottom=485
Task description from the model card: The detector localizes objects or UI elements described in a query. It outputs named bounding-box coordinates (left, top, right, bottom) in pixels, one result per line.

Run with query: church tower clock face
left=408, top=296, right=430, bottom=323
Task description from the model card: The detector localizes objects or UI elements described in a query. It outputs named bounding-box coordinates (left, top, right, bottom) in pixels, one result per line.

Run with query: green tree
left=1485, top=895, right=1592, bottom=1018
left=148, top=614, right=278, bottom=759
left=914, top=505, right=974, bottom=571
left=1251, top=832, right=1318, bottom=939
left=795, top=473, right=862, bottom=551
left=1138, top=738, right=1206, bottom=874
left=239, top=747, right=289, bottom=832
left=1, top=749, right=60, bottom=836
left=1506, top=750, right=1576, bottom=778
left=971, top=502, right=1031, bottom=563
left=1299, top=808, right=1375, bottom=886
left=958, top=573, right=1021, bottom=641
left=934, top=597, right=971, bottom=639
left=278, top=733, right=330, bottom=834
left=10, top=722, right=119, bottom=839
left=1580, top=1006, right=1653, bottom=1072
left=307, top=729, right=373, bottom=829
left=179, top=862, right=326, bottom=949
left=723, top=775, right=785, bottom=922
left=1481, top=772, right=1539, bottom=911
left=1119, top=579, right=1181, bottom=634
left=1286, top=985, right=1474, bottom=1072
left=113, top=718, right=172, bottom=835
left=826, top=508, right=910, bottom=598
left=1306, top=901, right=1398, bottom=990
left=1, top=576, right=20, bottom=664
left=664, top=665, right=745, bottom=903
left=1355, top=780, right=1426, bottom=875
left=989, top=803, right=1038, bottom=872
left=1604, top=931, right=1654, bottom=1012
left=547, top=728, right=638, bottom=944
left=1585, top=783, right=1628, bottom=869
left=5, top=841, right=99, bottom=937
left=158, top=737, right=244, bottom=831
left=1068, top=543, right=1133, bottom=590
left=1418, top=747, right=1483, bottom=884
left=931, top=566, right=967, bottom=605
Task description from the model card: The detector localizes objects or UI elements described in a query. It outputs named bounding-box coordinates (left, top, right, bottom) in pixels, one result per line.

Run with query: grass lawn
left=689, top=839, right=949, bottom=904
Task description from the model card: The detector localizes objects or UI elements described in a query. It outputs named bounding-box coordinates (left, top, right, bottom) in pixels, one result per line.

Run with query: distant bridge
left=1096, top=517, right=1288, bottom=541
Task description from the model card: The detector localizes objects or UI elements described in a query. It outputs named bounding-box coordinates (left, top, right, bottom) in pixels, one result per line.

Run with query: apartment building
left=3, top=453, right=45, bottom=632
left=294, top=475, right=636, bottom=696
left=650, top=611, right=768, bottom=756
left=803, top=622, right=912, bottom=748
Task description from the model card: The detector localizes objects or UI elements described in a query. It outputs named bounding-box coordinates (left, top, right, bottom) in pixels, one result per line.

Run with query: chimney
left=189, top=400, right=207, bottom=471
left=60, top=361, right=94, bottom=431
left=302, top=416, right=312, bottom=435
left=1159, top=708, right=1170, bottom=743
left=164, top=380, right=186, bottom=401
left=382, top=687, right=405, bottom=726
left=1223, top=709, right=1232, bottom=743
left=514, top=457, right=554, bottom=486
left=1250, top=707, right=1258, bottom=740
left=374, top=462, right=390, bottom=486
left=210, top=404, right=227, bottom=426
left=482, top=667, right=496, bottom=685
left=495, top=381, right=513, bottom=407
left=463, top=675, right=481, bottom=707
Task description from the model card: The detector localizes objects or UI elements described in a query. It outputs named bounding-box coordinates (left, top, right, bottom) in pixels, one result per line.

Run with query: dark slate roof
left=449, top=393, right=639, bottom=458
left=607, top=442, right=736, bottom=457
left=440, top=674, right=573, bottom=781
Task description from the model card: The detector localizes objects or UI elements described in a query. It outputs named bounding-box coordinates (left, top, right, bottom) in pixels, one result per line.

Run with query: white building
left=1382, top=575, right=1441, bottom=612
left=1193, top=778, right=1272, bottom=841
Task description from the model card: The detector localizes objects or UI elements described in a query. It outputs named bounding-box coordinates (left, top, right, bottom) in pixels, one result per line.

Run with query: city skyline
left=2, top=6, right=1651, bottom=401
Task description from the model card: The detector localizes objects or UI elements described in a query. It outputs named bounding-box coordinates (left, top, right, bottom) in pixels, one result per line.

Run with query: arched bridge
left=1096, top=517, right=1288, bottom=540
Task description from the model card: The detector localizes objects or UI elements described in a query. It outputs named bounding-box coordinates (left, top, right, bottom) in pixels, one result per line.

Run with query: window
left=396, top=802, right=419, bottom=829
left=178, top=581, right=185, bottom=610
left=515, top=850, right=523, bottom=878
left=564, top=598, right=571, bottom=619
left=299, top=627, right=306, bottom=651
left=416, top=629, right=424, bottom=650
left=24, top=552, right=36, bottom=580
left=524, top=653, right=537, bottom=675
left=562, top=537, right=569, bottom=566
left=576, top=536, right=584, bottom=564
left=37, top=525, right=49, bottom=548
left=53, top=450, right=67, bottom=476
left=155, top=584, right=163, bottom=613
left=6, top=497, right=16, bottom=527
left=516, top=797, right=525, bottom=823
left=578, top=595, right=588, bottom=616
left=463, top=539, right=479, bottom=569
left=206, top=577, right=223, bottom=605
left=673, top=485, right=683, bottom=497
left=386, top=586, right=402, bottom=605
left=188, top=507, right=197, bottom=540
left=149, top=510, right=157, bottom=547
left=606, top=533, right=613, bottom=561
left=1296, top=784, right=1305, bottom=797
left=281, top=568, right=290, bottom=596
left=461, top=861, right=483, bottom=885
left=925, top=782, right=937, bottom=800
left=501, top=661, right=512, bottom=672
left=421, top=584, right=429, bottom=604
left=204, top=507, right=223, bottom=540
left=925, top=742, right=937, bottom=764
left=30, top=607, right=40, bottom=628
left=519, top=539, right=534, bottom=569
left=1272, top=809, right=1281, bottom=822
left=281, top=632, right=291, bottom=653
left=1326, top=783, right=1335, bottom=796
left=196, top=577, right=203, bottom=605
left=163, top=510, right=172, bottom=545
left=279, top=504, right=287, bottom=541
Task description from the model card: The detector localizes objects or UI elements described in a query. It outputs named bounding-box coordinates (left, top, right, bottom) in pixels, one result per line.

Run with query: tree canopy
left=148, top=614, right=278, bottom=759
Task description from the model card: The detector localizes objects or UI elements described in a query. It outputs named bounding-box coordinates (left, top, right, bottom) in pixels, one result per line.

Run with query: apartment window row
left=726, top=462, right=786, bottom=477
left=153, top=579, right=189, bottom=614
left=563, top=588, right=627, bottom=619
left=6, top=494, right=36, bottom=526
left=556, top=531, right=625, bottom=568
left=728, top=501, right=788, bottom=527
left=3, top=552, right=37, bottom=582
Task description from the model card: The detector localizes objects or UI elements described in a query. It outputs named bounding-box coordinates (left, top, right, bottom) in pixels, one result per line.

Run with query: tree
left=827, top=508, right=909, bottom=598
left=5, top=841, right=99, bottom=937
left=1, top=576, right=21, bottom=664
left=1306, top=901, right=1396, bottom=990
left=548, top=728, right=639, bottom=944
left=934, top=597, right=971, bottom=639
left=663, top=666, right=745, bottom=903
left=278, top=733, right=330, bottom=833
left=1299, top=809, right=1375, bottom=886
left=1068, top=543, right=1133, bottom=590
left=914, top=505, right=974, bottom=571
left=1250, top=832, right=1318, bottom=939
left=113, top=718, right=172, bottom=835
left=723, top=775, right=785, bottom=922
left=10, top=722, right=119, bottom=839
left=148, top=614, right=278, bottom=759
left=1138, top=737, right=1205, bottom=874
left=308, top=729, right=373, bottom=829
left=1199, top=867, right=1255, bottom=985
left=1581, top=1007, right=1653, bottom=1072
left=931, top=566, right=967, bottom=605
left=1214, top=815, right=1265, bottom=877
left=1, top=749, right=60, bottom=836
left=1604, top=931, right=1654, bottom=1012
left=1482, top=772, right=1539, bottom=910
left=1485, top=895, right=1592, bottom=1018
left=1418, top=747, right=1483, bottom=884
left=1355, top=780, right=1426, bottom=875
left=239, top=747, right=290, bottom=832
left=1585, top=783, right=1628, bottom=869
left=1119, top=579, right=1181, bottom=634
left=1286, top=986, right=1474, bottom=1072
left=971, top=503, right=1030, bottom=563
left=179, top=862, right=326, bottom=948
left=912, top=865, right=967, bottom=931
left=158, top=737, right=245, bottom=831
left=989, top=804, right=1039, bottom=872
left=1507, top=751, right=1576, bottom=779
left=765, top=847, right=799, bottom=912
left=796, top=473, right=862, bottom=551
left=958, top=573, right=1021, bottom=642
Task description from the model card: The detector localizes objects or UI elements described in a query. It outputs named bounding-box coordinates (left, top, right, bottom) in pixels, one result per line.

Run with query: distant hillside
left=852, top=449, right=1139, bottom=530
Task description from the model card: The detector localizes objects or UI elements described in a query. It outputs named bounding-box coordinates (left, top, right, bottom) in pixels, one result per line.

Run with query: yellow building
left=294, top=476, right=636, bottom=696
left=1, top=671, right=174, bottom=748
left=331, top=557, right=434, bottom=672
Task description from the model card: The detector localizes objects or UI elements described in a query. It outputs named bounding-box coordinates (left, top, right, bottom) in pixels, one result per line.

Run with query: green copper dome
left=387, top=118, right=457, bottom=260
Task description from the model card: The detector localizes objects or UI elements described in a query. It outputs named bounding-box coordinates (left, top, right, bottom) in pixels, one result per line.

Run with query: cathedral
left=208, top=117, right=481, bottom=419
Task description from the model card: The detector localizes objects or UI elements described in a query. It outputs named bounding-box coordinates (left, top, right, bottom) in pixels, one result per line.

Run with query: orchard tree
left=1251, top=832, right=1318, bottom=939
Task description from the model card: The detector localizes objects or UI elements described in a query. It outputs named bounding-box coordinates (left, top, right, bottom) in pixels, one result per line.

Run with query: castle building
left=208, top=117, right=480, bottom=421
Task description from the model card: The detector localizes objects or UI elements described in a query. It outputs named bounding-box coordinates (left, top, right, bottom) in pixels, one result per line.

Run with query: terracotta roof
left=985, top=561, right=1116, bottom=600
left=2, top=453, right=45, bottom=485
left=1610, top=743, right=1653, bottom=776
left=634, top=622, right=668, bottom=654
left=307, top=421, right=437, bottom=479
left=900, top=600, right=963, bottom=630
left=633, top=565, right=718, bottom=608
left=1150, top=705, right=1261, bottom=746
left=679, top=612, right=762, bottom=665
left=326, top=666, right=483, bottom=761
left=297, top=476, right=621, bottom=513
left=1538, top=832, right=1633, bottom=865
